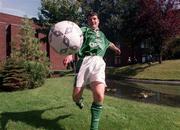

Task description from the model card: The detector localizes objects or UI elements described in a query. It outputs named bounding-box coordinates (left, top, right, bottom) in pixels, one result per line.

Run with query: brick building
left=0, top=12, right=66, bottom=70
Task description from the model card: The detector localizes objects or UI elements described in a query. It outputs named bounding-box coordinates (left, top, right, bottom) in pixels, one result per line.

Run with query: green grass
left=0, top=76, right=180, bottom=130
left=106, top=59, right=180, bottom=80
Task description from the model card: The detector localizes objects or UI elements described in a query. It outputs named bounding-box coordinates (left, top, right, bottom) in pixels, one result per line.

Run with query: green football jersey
left=78, top=27, right=110, bottom=58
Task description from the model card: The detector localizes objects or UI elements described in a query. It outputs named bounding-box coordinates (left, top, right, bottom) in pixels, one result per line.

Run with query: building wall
left=0, top=12, right=66, bottom=70
left=0, top=22, right=6, bottom=60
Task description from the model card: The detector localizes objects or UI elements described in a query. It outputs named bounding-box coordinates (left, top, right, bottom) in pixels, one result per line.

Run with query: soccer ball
left=48, top=21, right=83, bottom=55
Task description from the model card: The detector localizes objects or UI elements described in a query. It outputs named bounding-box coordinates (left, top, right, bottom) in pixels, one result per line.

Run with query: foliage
left=117, top=0, right=141, bottom=55
left=23, top=61, right=49, bottom=88
left=18, top=18, right=49, bottom=89
left=0, top=58, right=30, bottom=91
left=38, top=0, right=82, bottom=26
left=137, top=0, right=179, bottom=63
left=18, top=18, right=48, bottom=63
left=0, top=18, right=49, bottom=91
left=163, top=36, right=180, bottom=59
left=0, top=61, right=5, bottom=88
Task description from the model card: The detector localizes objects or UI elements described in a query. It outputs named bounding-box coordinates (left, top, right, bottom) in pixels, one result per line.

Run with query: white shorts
left=75, top=56, right=106, bottom=87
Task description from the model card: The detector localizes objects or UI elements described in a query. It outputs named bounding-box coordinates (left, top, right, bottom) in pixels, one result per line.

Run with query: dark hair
left=87, top=11, right=98, bottom=18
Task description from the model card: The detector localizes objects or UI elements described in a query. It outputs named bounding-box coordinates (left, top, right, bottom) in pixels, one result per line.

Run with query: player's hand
left=109, top=43, right=121, bottom=55
left=115, top=47, right=121, bottom=55
left=63, top=55, right=74, bottom=67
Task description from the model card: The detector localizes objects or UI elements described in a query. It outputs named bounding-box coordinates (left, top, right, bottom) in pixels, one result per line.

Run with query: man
left=63, top=11, right=121, bottom=130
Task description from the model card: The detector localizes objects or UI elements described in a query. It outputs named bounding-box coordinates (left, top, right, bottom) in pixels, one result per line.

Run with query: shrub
left=23, top=61, right=49, bottom=88
left=0, top=61, right=4, bottom=84
left=17, top=18, right=50, bottom=89
left=0, top=58, right=30, bottom=91
left=163, top=36, right=180, bottom=59
left=172, top=46, right=180, bottom=58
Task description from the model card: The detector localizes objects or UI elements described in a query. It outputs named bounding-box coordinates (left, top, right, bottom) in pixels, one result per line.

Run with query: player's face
left=88, top=15, right=99, bottom=29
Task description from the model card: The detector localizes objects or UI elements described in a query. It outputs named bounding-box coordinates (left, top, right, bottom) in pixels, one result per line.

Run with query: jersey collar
left=89, top=26, right=99, bottom=32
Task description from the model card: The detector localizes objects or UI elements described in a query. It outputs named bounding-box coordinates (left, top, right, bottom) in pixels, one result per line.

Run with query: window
left=6, top=24, right=11, bottom=57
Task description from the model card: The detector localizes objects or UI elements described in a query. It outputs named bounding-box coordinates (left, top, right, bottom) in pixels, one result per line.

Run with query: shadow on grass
left=49, top=70, right=74, bottom=78
left=106, top=63, right=158, bottom=78
left=0, top=106, right=71, bottom=130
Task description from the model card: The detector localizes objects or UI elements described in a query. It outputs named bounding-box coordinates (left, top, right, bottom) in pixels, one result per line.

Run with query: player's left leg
left=90, top=81, right=105, bottom=130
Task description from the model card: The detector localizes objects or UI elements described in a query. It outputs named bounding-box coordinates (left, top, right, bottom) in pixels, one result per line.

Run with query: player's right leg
left=72, top=87, right=84, bottom=109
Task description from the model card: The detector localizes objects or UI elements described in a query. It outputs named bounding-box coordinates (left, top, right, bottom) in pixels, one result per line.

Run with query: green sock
left=90, top=102, right=103, bottom=130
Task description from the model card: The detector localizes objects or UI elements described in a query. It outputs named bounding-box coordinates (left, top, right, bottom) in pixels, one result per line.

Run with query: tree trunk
left=158, top=42, right=163, bottom=64
left=159, top=54, right=162, bottom=64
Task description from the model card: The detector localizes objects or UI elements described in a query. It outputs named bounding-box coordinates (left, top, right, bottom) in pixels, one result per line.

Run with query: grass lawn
left=106, top=59, right=180, bottom=80
left=0, top=76, right=180, bottom=130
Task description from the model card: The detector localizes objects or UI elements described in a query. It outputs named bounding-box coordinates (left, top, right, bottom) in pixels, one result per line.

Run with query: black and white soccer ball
left=48, top=21, right=83, bottom=55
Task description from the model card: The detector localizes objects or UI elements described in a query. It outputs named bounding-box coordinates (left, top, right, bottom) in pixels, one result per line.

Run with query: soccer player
left=63, top=11, right=121, bottom=130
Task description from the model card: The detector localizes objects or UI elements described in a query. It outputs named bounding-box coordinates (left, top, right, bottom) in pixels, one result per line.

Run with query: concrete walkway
left=125, top=77, right=180, bottom=85
left=107, top=75, right=180, bottom=85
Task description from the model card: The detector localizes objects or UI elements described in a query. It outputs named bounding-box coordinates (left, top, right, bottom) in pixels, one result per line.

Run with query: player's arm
left=109, top=42, right=121, bottom=55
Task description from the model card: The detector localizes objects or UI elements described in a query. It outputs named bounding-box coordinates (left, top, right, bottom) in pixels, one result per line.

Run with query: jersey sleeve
left=103, top=33, right=111, bottom=48
left=81, top=27, right=87, bottom=35
left=105, top=37, right=111, bottom=47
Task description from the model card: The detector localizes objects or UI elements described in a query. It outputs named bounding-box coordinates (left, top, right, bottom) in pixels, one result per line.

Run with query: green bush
left=164, top=36, right=180, bottom=59
left=0, top=72, right=3, bottom=88
left=0, top=59, right=49, bottom=91
left=0, top=58, right=30, bottom=91
left=0, top=61, right=3, bottom=86
left=172, top=46, right=180, bottom=58
left=23, top=61, right=49, bottom=88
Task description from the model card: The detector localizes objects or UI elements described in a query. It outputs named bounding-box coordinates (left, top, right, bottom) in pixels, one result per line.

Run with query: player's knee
left=94, top=93, right=104, bottom=103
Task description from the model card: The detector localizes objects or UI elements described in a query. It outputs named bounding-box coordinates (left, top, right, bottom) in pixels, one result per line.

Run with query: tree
left=18, top=18, right=49, bottom=88
left=137, top=0, right=180, bottom=63
left=38, top=0, right=82, bottom=26
left=163, top=35, right=180, bottom=59
left=117, top=0, right=141, bottom=58
left=18, top=18, right=48, bottom=62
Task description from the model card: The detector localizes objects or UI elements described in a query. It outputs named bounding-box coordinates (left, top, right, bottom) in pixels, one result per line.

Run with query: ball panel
left=63, top=36, right=70, bottom=47
left=65, top=27, right=73, bottom=34
left=49, top=30, right=62, bottom=53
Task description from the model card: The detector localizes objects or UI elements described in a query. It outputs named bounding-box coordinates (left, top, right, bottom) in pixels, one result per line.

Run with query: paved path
left=125, top=78, right=180, bottom=85
left=107, top=75, right=180, bottom=85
